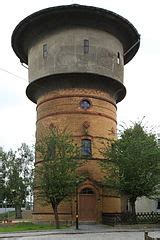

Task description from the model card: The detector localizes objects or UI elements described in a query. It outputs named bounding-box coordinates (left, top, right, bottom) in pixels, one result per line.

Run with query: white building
left=136, top=197, right=160, bottom=213
left=135, top=133, right=160, bottom=213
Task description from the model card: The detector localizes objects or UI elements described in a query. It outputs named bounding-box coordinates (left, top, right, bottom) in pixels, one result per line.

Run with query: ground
left=1, top=231, right=160, bottom=240
left=1, top=210, right=160, bottom=240
left=1, top=225, right=160, bottom=240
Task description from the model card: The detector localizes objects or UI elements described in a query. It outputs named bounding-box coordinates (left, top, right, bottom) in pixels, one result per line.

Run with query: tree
left=35, top=127, right=84, bottom=228
left=4, top=143, right=34, bottom=218
left=0, top=147, right=5, bottom=206
left=101, top=122, right=160, bottom=214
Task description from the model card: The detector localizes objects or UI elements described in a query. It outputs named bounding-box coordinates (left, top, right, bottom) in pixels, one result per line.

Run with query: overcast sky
left=0, top=0, right=160, bottom=150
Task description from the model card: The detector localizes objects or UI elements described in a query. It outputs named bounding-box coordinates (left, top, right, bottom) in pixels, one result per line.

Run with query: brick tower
left=12, top=4, right=140, bottom=224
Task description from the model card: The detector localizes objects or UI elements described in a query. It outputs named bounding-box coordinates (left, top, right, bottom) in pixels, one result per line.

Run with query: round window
left=80, top=99, right=91, bottom=110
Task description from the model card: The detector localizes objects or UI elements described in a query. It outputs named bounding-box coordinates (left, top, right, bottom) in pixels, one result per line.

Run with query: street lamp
left=75, top=187, right=79, bottom=230
left=0, top=156, right=2, bottom=183
left=3, top=199, right=8, bottom=223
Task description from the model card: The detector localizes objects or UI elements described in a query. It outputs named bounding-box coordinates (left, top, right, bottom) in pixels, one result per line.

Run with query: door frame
left=77, top=183, right=100, bottom=222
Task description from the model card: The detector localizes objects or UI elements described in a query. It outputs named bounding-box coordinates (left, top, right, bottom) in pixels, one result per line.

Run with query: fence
left=102, top=212, right=160, bottom=225
left=145, top=232, right=160, bottom=240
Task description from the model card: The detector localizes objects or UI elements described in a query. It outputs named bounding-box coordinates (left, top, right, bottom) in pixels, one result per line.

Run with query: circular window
left=80, top=99, right=91, bottom=110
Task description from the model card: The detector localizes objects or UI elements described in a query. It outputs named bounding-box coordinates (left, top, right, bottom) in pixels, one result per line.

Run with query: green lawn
left=0, top=222, right=58, bottom=232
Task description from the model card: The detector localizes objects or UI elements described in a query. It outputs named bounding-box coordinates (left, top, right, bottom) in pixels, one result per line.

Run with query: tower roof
left=11, top=4, right=140, bottom=65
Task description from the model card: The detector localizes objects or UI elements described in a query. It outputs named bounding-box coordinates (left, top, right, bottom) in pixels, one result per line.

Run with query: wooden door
left=79, top=188, right=96, bottom=221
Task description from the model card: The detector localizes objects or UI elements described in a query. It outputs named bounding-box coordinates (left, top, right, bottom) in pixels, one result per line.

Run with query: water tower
left=12, top=4, right=140, bottom=224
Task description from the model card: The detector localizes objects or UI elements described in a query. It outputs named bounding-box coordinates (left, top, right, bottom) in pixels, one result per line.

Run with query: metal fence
left=102, top=212, right=160, bottom=225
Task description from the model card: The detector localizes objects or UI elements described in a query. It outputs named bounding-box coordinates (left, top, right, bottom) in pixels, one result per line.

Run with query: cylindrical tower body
left=12, top=4, right=140, bottom=224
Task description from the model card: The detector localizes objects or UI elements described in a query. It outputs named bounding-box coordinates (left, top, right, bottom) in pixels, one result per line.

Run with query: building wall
left=33, top=85, right=124, bottom=224
left=136, top=197, right=159, bottom=213
left=36, top=87, right=117, bottom=139
left=28, top=27, right=124, bottom=84
left=36, top=86, right=117, bottom=163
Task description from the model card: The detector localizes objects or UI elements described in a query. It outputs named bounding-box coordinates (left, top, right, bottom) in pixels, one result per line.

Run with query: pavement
left=1, top=224, right=160, bottom=239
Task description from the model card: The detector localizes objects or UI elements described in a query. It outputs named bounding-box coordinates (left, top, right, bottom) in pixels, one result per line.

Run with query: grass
left=0, top=222, right=58, bottom=232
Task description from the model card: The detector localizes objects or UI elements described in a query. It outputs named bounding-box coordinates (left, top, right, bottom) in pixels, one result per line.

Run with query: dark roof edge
left=11, top=4, right=140, bottom=65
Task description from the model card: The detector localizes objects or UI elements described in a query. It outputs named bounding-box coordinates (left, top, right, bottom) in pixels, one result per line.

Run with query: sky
left=0, top=0, right=160, bottom=151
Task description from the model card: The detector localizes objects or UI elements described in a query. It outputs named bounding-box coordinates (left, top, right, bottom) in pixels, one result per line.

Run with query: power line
left=0, top=67, right=27, bottom=81
left=0, top=66, right=50, bottom=93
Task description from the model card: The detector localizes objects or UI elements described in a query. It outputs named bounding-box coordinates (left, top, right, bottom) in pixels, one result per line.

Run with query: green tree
left=101, top=122, right=160, bottom=214
left=0, top=147, right=6, bottom=206
left=4, top=143, right=34, bottom=218
left=35, top=127, right=84, bottom=228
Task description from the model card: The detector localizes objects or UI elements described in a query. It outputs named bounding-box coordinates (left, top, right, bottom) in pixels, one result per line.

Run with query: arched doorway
left=79, top=187, right=96, bottom=221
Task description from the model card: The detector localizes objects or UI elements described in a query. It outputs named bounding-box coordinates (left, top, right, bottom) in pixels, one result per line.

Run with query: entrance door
left=79, top=187, right=96, bottom=221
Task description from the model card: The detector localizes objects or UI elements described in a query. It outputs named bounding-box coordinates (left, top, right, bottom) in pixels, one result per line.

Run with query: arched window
left=80, top=188, right=95, bottom=195
left=81, top=139, right=92, bottom=157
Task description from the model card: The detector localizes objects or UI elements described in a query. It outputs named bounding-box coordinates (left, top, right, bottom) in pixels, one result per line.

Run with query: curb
left=0, top=227, right=160, bottom=238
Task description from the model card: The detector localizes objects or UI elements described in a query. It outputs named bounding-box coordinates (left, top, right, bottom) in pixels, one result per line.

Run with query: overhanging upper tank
left=12, top=4, right=140, bottom=65
left=11, top=4, right=140, bottom=103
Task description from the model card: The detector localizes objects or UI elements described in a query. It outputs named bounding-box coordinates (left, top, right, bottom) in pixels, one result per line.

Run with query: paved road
left=1, top=224, right=160, bottom=240
left=1, top=231, right=160, bottom=240
left=0, top=232, right=159, bottom=240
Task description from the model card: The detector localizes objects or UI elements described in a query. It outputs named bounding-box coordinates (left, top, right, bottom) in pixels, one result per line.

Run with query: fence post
left=145, top=231, right=148, bottom=240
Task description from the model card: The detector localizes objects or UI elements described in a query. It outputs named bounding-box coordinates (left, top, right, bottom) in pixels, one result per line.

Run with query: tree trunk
left=129, top=197, right=137, bottom=223
left=15, top=205, right=22, bottom=219
left=130, top=198, right=136, bottom=214
left=53, top=205, right=60, bottom=229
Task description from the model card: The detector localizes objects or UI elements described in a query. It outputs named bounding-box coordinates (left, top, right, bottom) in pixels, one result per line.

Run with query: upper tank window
left=43, top=44, right=48, bottom=58
left=84, top=39, right=89, bottom=54
left=80, top=99, right=91, bottom=110
left=117, top=52, right=120, bottom=64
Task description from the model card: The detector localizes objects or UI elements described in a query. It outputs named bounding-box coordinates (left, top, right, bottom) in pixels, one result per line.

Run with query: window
left=157, top=199, right=160, bottom=209
left=80, top=99, right=91, bottom=110
left=80, top=188, right=94, bottom=195
left=81, top=139, right=92, bottom=157
left=84, top=39, right=89, bottom=54
left=47, top=142, right=55, bottom=160
left=117, top=52, right=120, bottom=64
left=43, top=44, right=48, bottom=58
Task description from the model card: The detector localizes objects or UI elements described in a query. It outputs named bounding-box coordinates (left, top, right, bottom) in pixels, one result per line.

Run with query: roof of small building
left=11, top=4, right=140, bottom=65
